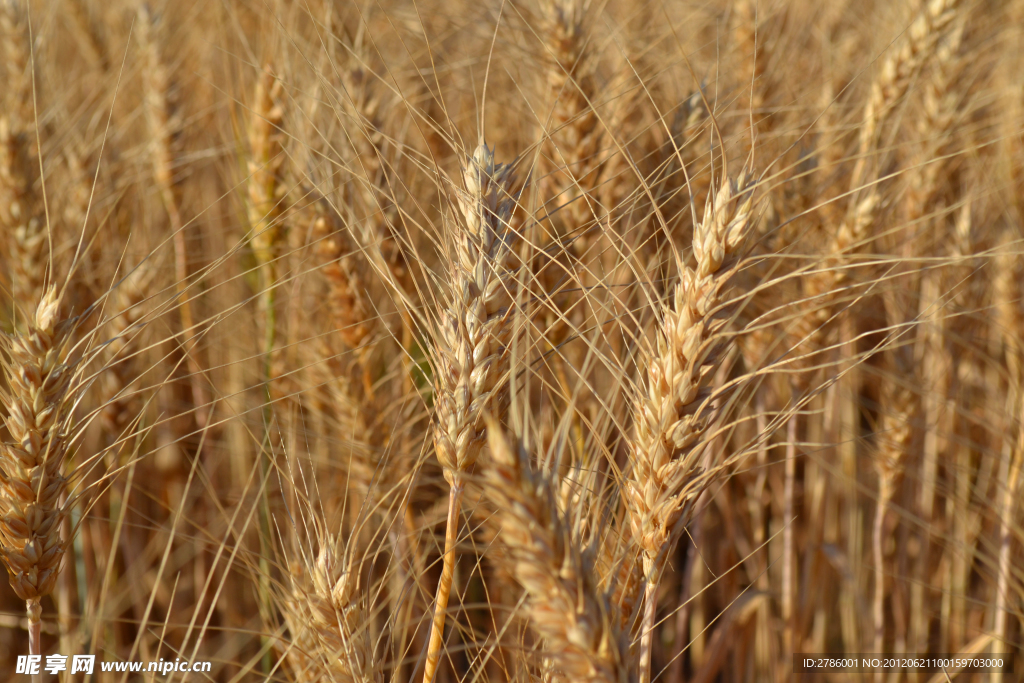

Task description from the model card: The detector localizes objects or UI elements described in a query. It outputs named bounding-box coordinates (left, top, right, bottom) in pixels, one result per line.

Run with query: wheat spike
left=137, top=3, right=182, bottom=229
left=835, top=0, right=965, bottom=279
left=860, top=0, right=964, bottom=157
left=422, top=144, right=524, bottom=683
left=483, top=423, right=632, bottom=683
left=248, top=63, right=287, bottom=273
left=1, top=0, right=47, bottom=306
left=432, top=144, right=523, bottom=484
left=625, top=174, right=756, bottom=559
left=284, top=540, right=378, bottom=683
left=136, top=2, right=211, bottom=426
left=907, top=14, right=967, bottom=223
left=625, top=173, right=757, bottom=683
left=0, top=287, right=76, bottom=664
left=794, top=2, right=966, bottom=364
left=539, top=0, right=605, bottom=256
left=99, top=263, right=153, bottom=442
left=314, top=208, right=376, bottom=353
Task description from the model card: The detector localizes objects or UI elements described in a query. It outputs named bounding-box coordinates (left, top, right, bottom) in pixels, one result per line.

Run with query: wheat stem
left=782, top=411, right=797, bottom=654
left=638, top=565, right=658, bottom=683
left=27, top=597, right=41, bottom=682
left=423, top=483, right=462, bottom=683
left=873, top=481, right=888, bottom=677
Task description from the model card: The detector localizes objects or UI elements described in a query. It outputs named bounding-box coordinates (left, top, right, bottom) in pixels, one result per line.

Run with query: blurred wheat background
left=1, top=0, right=1022, bottom=680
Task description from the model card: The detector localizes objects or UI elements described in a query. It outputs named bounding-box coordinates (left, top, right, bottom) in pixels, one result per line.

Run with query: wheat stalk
left=624, top=173, right=757, bottom=683
left=872, top=336, right=918, bottom=664
left=989, top=231, right=1020, bottom=661
left=422, top=144, right=524, bottom=683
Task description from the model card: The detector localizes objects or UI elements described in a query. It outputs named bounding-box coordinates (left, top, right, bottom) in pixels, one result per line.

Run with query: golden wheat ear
left=0, top=287, right=78, bottom=665
left=281, top=526, right=379, bottom=683
left=624, top=172, right=759, bottom=683
left=481, top=417, right=633, bottom=683
left=421, top=143, right=527, bottom=683
left=1, top=0, right=49, bottom=308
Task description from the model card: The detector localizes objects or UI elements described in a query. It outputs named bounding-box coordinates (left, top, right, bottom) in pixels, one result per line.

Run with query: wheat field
left=0, top=0, right=1022, bottom=680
